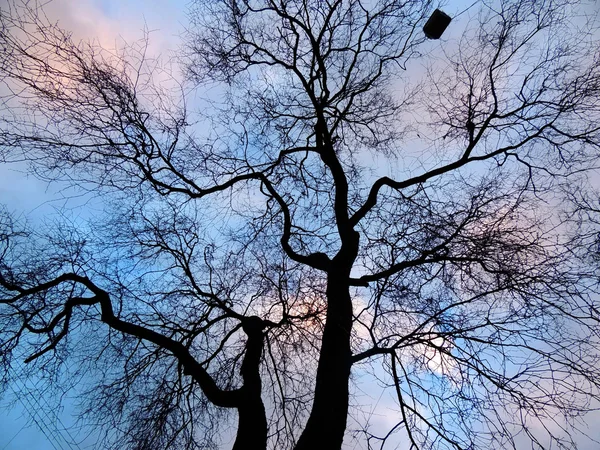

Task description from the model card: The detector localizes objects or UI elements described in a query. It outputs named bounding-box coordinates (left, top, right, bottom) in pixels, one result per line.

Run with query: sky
left=0, top=0, right=187, bottom=220
left=0, top=1, right=188, bottom=449
left=0, top=1, right=447, bottom=447
left=1, top=1, right=600, bottom=449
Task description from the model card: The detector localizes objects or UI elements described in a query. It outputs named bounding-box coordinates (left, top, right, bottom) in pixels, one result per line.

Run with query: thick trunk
left=295, top=126, right=358, bottom=449
left=232, top=400, right=267, bottom=450
left=294, top=270, right=354, bottom=450
left=232, top=316, right=268, bottom=450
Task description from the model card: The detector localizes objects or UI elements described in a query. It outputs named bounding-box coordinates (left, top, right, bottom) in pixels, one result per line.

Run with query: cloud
left=42, top=0, right=186, bottom=57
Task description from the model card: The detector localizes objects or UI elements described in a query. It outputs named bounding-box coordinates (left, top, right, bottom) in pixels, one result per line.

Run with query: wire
left=6, top=360, right=79, bottom=450
left=7, top=381, right=63, bottom=450
left=453, top=0, right=480, bottom=20
left=0, top=422, right=28, bottom=450
left=11, top=372, right=69, bottom=449
left=24, top=362, right=81, bottom=448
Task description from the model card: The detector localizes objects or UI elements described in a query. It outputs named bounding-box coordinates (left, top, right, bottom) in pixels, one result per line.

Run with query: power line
left=24, top=361, right=81, bottom=448
left=0, top=421, right=28, bottom=450
left=453, top=0, right=480, bottom=20
left=7, top=381, right=63, bottom=450
left=6, top=360, right=78, bottom=450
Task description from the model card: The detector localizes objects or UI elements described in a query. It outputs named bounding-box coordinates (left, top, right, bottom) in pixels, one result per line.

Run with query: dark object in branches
left=423, top=9, right=452, bottom=39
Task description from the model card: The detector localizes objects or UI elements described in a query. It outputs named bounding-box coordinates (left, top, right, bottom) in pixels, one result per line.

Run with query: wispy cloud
left=43, top=0, right=186, bottom=56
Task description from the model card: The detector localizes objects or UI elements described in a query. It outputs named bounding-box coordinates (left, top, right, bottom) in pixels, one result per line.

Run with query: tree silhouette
left=1, top=0, right=600, bottom=449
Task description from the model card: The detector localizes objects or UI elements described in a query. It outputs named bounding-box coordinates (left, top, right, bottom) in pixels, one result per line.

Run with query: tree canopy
left=1, top=1, right=600, bottom=449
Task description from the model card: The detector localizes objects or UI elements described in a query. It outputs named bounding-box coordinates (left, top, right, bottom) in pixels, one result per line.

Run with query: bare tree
left=1, top=0, right=600, bottom=449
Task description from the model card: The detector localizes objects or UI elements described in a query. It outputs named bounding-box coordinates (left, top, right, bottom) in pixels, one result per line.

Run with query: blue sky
left=2, top=1, right=600, bottom=449
left=0, top=1, right=187, bottom=449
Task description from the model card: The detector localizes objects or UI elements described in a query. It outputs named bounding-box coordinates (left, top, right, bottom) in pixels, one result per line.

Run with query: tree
left=1, top=0, right=600, bottom=448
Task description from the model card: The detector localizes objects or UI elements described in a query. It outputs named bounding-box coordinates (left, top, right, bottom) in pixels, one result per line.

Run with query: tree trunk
left=294, top=269, right=354, bottom=450
left=232, top=400, right=267, bottom=450
left=232, top=317, right=268, bottom=450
